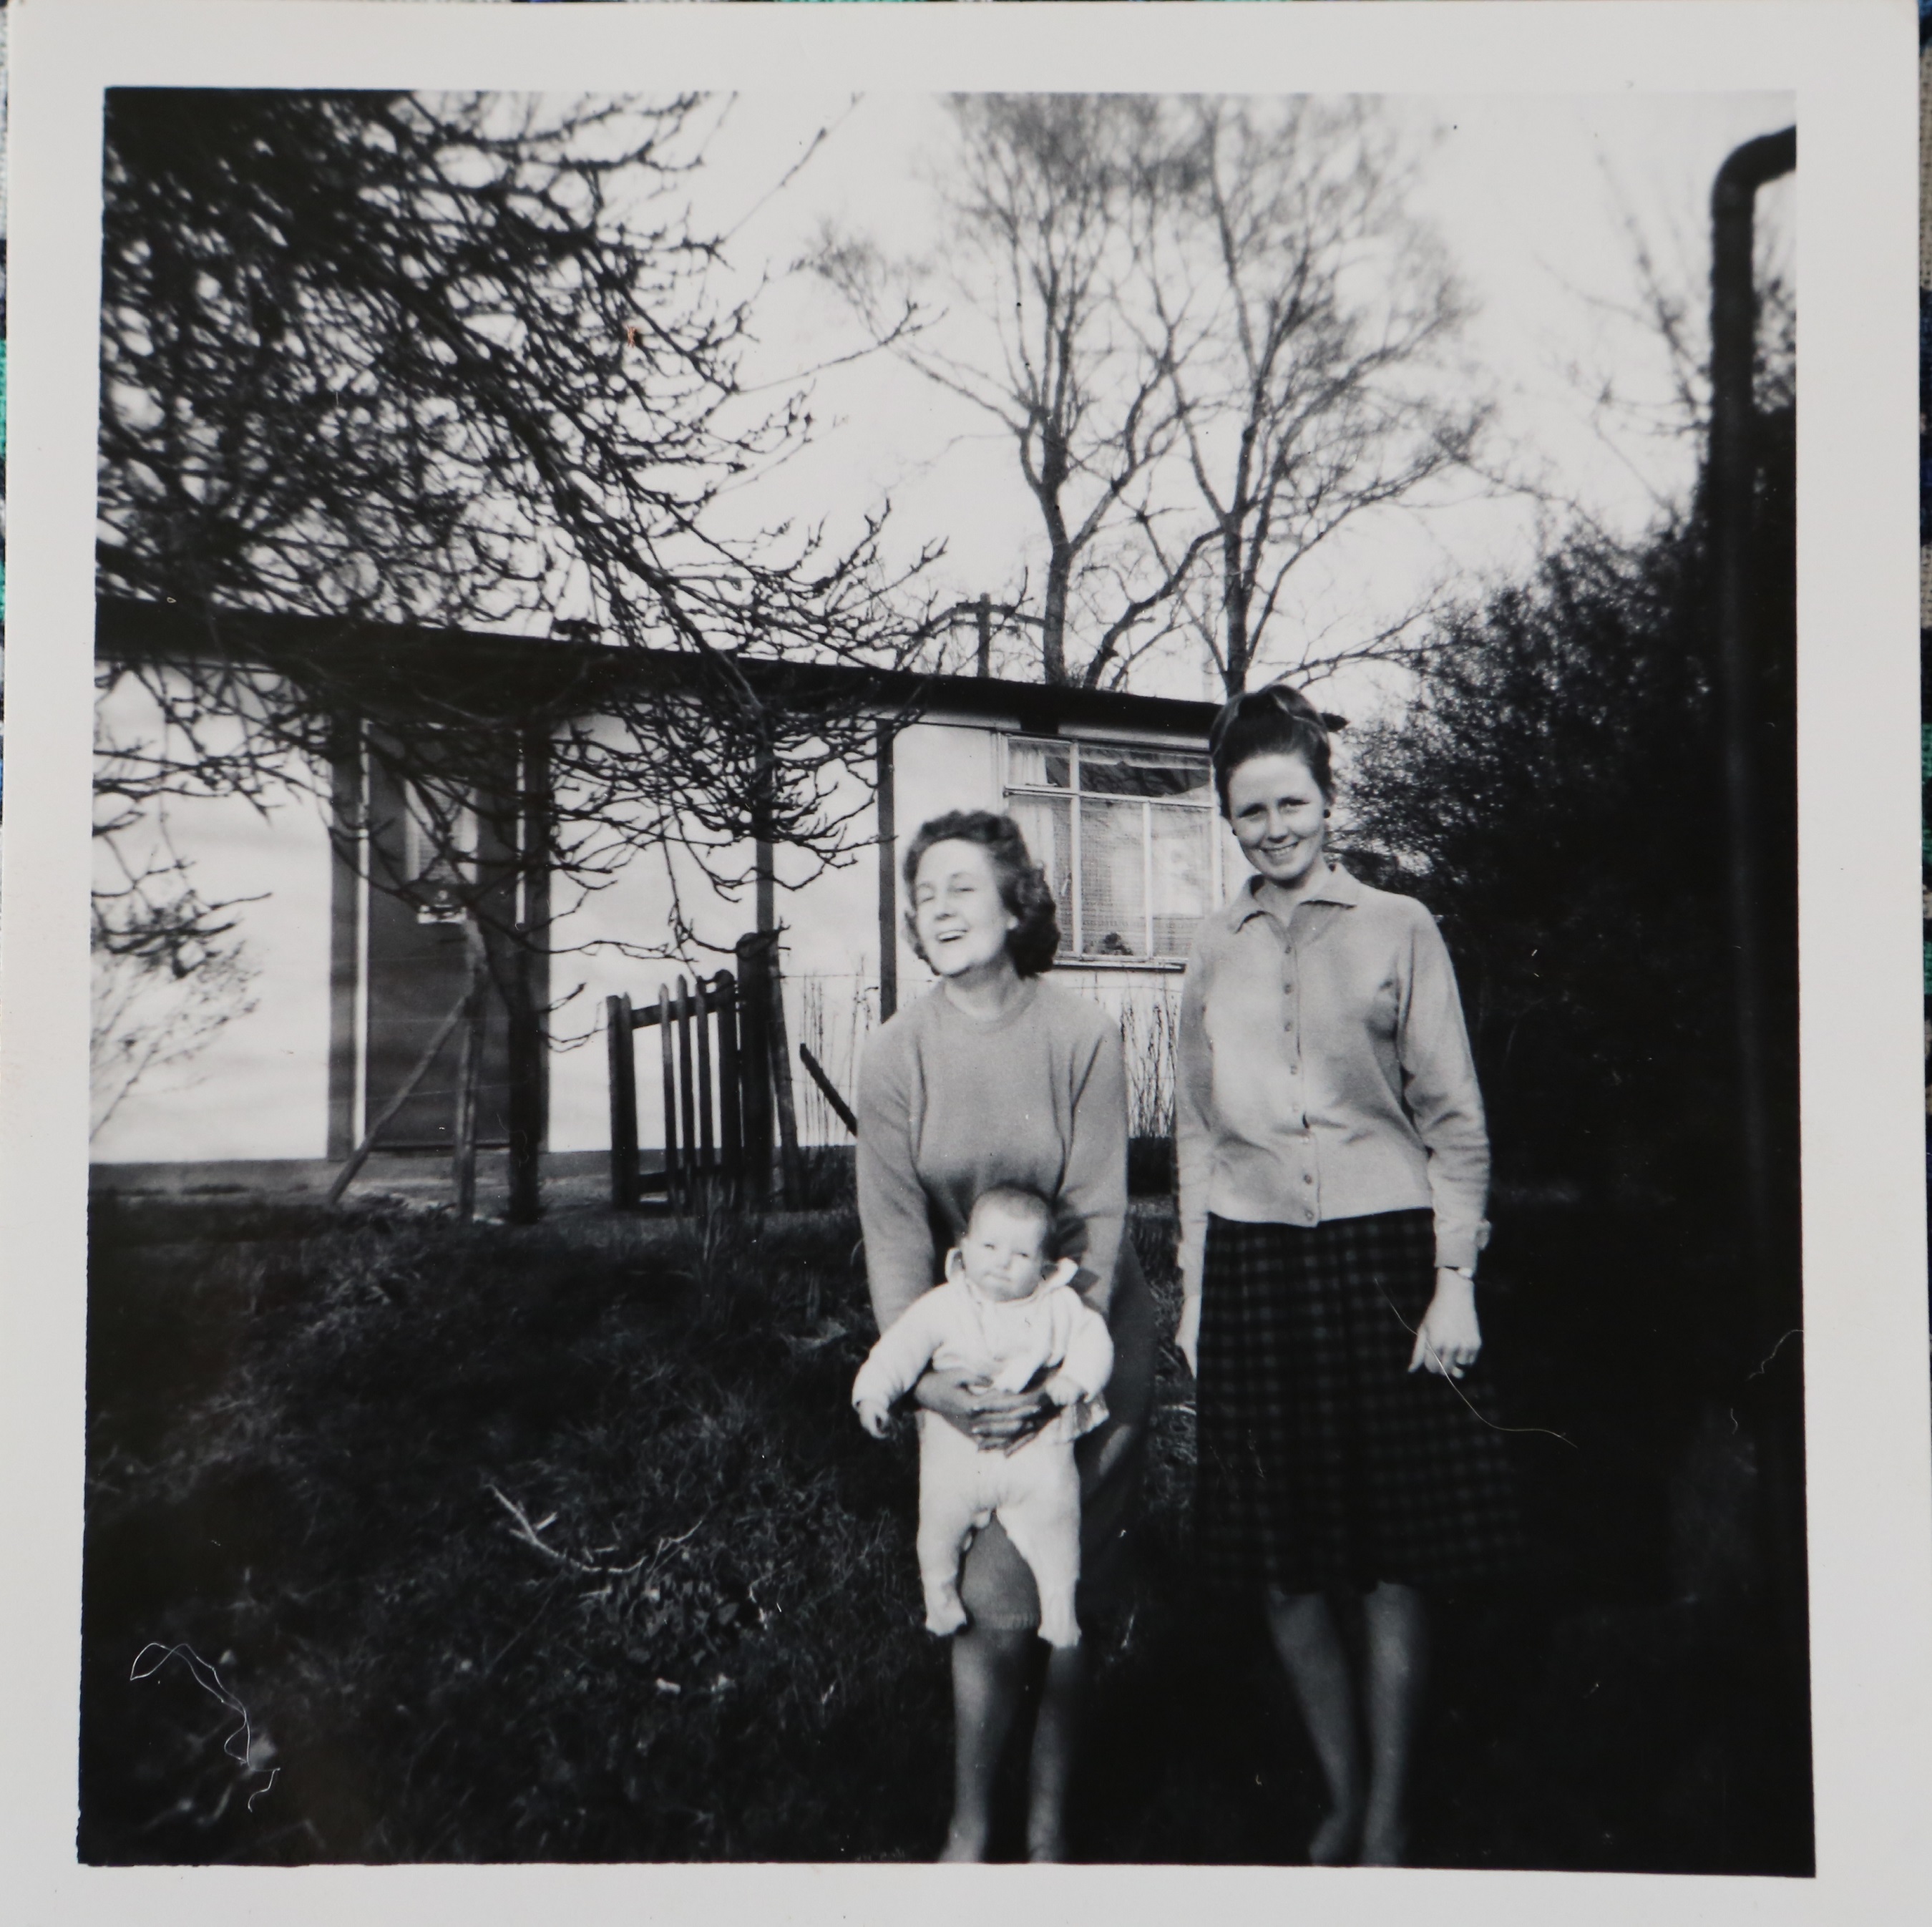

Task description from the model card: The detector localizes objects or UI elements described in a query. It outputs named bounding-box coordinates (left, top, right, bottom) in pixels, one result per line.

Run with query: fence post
left=766, top=946, right=804, bottom=1210
left=715, top=970, right=743, bottom=1203
left=695, top=975, right=717, bottom=1186
left=607, top=992, right=639, bottom=1210
left=658, top=983, right=679, bottom=1212
left=676, top=975, right=701, bottom=1209
left=735, top=934, right=774, bottom=1206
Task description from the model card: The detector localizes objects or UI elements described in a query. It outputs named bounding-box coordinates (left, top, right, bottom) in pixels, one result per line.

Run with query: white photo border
left=3, top=2, right=1924, bottom=1923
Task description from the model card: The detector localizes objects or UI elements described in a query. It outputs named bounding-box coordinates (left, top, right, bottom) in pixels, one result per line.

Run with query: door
left=361, top=752, right=514, bottom=1150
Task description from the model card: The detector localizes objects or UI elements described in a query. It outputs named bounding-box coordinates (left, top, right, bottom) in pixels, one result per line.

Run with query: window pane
left=1078, top=743, right=1213, bottom=803
left=1149, top=803, right=1215, bottom=957
left=1007, top=794, right=1073, bottom=955
left=1079, top=797, right=1148, bottom=958
left=404, top=783, right=474, bottom=924
left=1008, top=736, right=1073, bottom=790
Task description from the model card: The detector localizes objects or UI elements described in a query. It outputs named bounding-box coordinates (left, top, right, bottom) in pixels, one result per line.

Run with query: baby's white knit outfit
left=853, top=1275, right=1114, bottom=1649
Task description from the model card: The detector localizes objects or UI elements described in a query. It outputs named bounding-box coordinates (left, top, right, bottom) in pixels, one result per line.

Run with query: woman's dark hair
left=1207, top=680, right=1335, bottom=814
left=902, top=810, right=1062, bottom=978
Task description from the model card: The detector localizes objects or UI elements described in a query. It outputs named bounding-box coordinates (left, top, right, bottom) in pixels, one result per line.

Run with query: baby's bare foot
left=924, top=1596, right=968, bottom=1639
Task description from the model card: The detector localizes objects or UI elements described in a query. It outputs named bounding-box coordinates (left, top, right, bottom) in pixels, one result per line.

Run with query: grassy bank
left=81, top=1192, right=1811, bottom=1868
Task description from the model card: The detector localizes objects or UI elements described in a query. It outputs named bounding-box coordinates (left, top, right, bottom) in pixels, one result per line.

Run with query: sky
left=609, top=88, right=1794, bottom=721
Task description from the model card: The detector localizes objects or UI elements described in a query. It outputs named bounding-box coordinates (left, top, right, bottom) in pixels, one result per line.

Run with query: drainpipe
left=1709, top=126, right=1795, bottom=1267
left=1710, top=127, right=1805, bottom=1685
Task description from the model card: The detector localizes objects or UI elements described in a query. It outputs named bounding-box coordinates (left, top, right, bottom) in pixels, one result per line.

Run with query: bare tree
left=1136, top=100, right=1488, bottom=696
left=98, top=88, right=941, bottom=946
left=98, top=87, right=945, bottom=1213
left=814, top=95, right=1212, bottom=690
left=818, top=96, right=1485, bottom=697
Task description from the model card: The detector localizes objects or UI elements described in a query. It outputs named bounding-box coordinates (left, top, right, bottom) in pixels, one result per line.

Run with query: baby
left=853, top=1184, right=1113, bottom=1650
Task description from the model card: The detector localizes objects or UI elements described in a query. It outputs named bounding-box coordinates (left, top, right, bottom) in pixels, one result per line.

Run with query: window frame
left=1002, top=732, right=1224, bottom=968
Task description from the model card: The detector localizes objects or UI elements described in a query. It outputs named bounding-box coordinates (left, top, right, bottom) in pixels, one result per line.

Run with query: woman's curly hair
left=902, top=810, right=1062, bottom=978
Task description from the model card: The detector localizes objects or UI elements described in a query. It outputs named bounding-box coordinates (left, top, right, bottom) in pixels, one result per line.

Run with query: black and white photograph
left=1, top=2, right=1925, bottom=1919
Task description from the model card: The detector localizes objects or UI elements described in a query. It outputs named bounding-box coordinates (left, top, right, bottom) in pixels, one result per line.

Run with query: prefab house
left=91, top=598, right=1234, bottom=1199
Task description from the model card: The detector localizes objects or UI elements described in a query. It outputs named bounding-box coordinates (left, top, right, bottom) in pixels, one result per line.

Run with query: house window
left=402, top=781, right=476, bottom=924
left=1005, top=736, right=1221, bottom=963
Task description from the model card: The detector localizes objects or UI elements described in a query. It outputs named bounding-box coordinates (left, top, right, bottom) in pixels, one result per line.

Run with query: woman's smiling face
left=1226, top=751, right=1329, bottom=892
left=912, top=838, right=1019, bottom=978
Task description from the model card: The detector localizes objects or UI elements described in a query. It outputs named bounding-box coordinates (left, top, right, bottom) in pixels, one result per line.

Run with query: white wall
left=91, top=675, right=335, bottom=1162
left=89, top=682, right=1227, bottom=1166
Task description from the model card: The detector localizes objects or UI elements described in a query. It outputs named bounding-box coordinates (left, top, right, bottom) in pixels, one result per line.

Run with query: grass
left=81, top=1190, right=1814, bottom=1869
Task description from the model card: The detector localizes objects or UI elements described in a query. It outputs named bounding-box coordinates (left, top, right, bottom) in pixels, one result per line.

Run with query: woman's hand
left=914, top=1367, right=1054, bottom=1453
left=1407, top=1270, right=1482, bottom=1380
left=1174, top=1295, right=1201, bottom=1377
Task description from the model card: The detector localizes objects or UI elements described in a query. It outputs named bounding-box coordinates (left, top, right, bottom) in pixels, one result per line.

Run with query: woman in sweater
left=1175, top=683, right=1522, bottom=1867
left=857, top=809, right=1153, bottom=1863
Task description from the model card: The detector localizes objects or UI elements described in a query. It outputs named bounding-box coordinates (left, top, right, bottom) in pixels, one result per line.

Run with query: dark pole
left=876, top=721, right=899, bottom=1022
left=1709, top=125, right=1795, bottom=1269
left=607, top=994, right=639, bottom=1211
left=325, top=723, right=364, bottom=1162
left=976, top=594, right=992, bottom=678
left=735, top=931, right=774, bottom=1205
left=754, top=735, right=776, bottom=939
left=507, top=726, right=550, bottom=1223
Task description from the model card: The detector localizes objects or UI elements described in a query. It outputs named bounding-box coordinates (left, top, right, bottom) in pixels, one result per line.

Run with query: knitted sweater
left=856, top=979, right=1131, bottom=1336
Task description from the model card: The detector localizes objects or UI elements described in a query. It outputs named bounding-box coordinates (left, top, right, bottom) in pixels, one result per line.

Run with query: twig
left=486, top=1483, right=704, bottom=1579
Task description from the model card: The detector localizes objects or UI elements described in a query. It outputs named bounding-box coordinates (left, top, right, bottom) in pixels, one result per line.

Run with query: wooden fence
left=606, top=932, right=806, bottom=1211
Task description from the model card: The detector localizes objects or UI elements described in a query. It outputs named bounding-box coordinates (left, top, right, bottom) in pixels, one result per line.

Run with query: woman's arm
left=854, top=1023, right=938, bottom=1335
left=1396, top=909, right=1491, bottom=1275
left=1397, top=909, right=1491, bottom=1378
left=1171, top=950, right=1214, bottom=1373
left=1060, top=1014, right=1131, bottom=1317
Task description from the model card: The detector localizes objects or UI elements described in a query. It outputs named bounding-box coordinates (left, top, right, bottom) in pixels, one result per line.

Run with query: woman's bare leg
left=942, top=1623, right=1030, bottom=1860
left=1359, top=1581, right=1428, bottom=1867
left=1025, top=1641, right=1088, bottom=1861
left=1264, top=1586, right=1364, bottom=1864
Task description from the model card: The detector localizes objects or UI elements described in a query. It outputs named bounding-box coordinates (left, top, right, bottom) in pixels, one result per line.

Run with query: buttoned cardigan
left=1174, top=863, right=1490, bottom=1292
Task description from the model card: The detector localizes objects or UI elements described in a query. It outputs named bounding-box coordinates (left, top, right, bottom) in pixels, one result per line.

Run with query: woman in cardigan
left=857, top=809, right=1153, bottom=1863
left=1174, top=683, right=1521, bottom=1868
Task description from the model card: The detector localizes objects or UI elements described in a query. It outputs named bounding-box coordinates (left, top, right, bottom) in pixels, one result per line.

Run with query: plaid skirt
left=1196, top=1209, right=1526, bottom=1596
